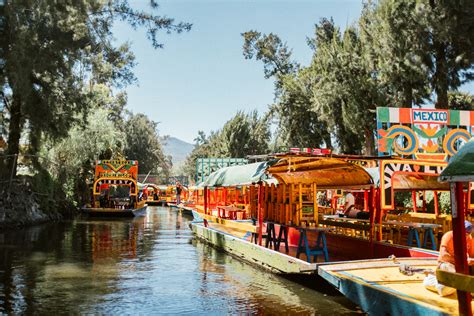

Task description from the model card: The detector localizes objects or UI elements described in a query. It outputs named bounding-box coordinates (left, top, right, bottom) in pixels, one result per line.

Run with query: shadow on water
left=0, top=207, right=363, bottom=314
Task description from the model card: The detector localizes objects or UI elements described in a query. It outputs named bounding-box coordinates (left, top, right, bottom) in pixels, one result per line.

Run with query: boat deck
left=192, top=220, right=351, bottom=274
left=318, top=258, right=470, bottom=315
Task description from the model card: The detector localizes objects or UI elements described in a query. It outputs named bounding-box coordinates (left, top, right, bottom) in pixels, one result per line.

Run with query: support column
left=204, top=186, right=208, bottom=215
left=451, top=182, right=471, bottom=316
left=412, top=191, right=418, bottom=212
left=434, top=191, right=439, bottom=216
left=257, top=182, right=263, bottom=246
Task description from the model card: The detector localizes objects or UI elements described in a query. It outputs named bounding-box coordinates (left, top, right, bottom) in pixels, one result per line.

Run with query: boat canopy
left=267, top=157, right=374, bottom=189
left=393, top=173, right=449, bottom=190
left=201, top=161, right=275, bottom=187
left=439, top=138, right=474, bottom=182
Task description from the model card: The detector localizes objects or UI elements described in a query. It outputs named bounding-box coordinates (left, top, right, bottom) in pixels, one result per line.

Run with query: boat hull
left=82, top=205, right=147, bottom=217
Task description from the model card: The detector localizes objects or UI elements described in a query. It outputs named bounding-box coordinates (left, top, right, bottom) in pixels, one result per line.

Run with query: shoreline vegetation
left=1, top=1, right=474, bottom=228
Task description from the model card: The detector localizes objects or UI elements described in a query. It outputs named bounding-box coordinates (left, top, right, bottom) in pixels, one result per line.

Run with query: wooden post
left=364, top=190, right=369, bottom=212
left=204, top=186, right=208, bottom=215
left=376, top=189, right=383, bottom=241
left=282, top=184, right=287, bottom=224
left=434, top=191, right=439, bottom=216
left=313, top=183, right=318, bottom=225
left=422, top=191, right=426, bottom=212
left=450, top=182, right=472, bottom=316
left=368, top=186, right=375, bottom=258
left=298, top=183, right=303, bottom=226
left=412, top=190, right=418, bottom=212
left=257, top=183, right=263, bottom=246
left=289, top=184, right=293, bottom=225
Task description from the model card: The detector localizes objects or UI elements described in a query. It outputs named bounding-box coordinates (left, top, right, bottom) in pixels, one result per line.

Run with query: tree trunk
left=402, top=83, right=413, bottom=108
left=433, top=41, right=449, bottom=109
left=5, top=93, right=22, bottom=179
left=364, top=128, right=375, bottom=156
left=323, top=133, right=332, bottom=150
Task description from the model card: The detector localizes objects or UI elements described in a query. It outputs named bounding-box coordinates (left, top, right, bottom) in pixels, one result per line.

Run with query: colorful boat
left=438, top=138, right=474, bottom=315
left=82, top=159, right=147, bottom=217
left=143, top=183, right=167, bottom=205
left=318, top=258, right=463, bottom=315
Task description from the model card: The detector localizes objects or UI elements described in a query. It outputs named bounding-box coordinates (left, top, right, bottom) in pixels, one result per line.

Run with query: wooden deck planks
left=318, top=259, right=473, bottom=315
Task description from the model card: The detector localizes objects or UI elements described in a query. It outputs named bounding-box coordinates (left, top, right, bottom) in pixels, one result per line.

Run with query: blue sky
left=114, top=0, right=473, bottom=143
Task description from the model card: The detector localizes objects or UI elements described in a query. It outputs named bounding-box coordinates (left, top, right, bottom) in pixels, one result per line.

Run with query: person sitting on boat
left=343, top=206, right=370, bottom=219
left=438, top=220, right=474, bottom=268
left=343, top=192, right=355, bottom=212
left=341, top=192, right=370, bottom=219
left=424, top=220, right=474, bottom=296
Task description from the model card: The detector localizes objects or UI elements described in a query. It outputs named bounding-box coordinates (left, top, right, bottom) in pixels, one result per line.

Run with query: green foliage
left=448, top=91, right=474, bottom=110
left=43, top=107, right=126, bottom=205
left=242, top=1, right=474, bottom=154
left=394, top=191, right=451, bottom=214
left=0, top=0, right=191, bottom=177
left=0, top=1, right=188, bottom=211
left=183, top=111, right=270, bottom=182
left=123, top=112, right=170, bottom=177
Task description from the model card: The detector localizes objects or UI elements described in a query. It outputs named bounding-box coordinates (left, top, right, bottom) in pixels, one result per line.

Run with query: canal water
left=0, top=206, right=362, bottom=314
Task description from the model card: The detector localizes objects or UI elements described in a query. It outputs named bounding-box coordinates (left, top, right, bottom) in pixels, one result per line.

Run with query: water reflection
left=0, top=207, right=361, bottom=314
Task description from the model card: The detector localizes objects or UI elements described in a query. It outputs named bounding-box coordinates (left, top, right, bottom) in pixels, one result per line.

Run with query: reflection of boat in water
left=82, top=159, right=147, bottom=217
left=91, top=220, right=140, bottom=261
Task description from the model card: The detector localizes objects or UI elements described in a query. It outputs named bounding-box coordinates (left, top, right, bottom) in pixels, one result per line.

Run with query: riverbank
left=0, top=179, right=76, bottom=229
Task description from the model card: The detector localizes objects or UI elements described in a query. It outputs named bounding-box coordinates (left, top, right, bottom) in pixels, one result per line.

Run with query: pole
left=450, top=182, right=472, bottom=316
left=257, top=182, right=263, bottom=246
left=368, top=186, right=375, bottom=258
left=434, top=191, right=439, bottom=216
left=364, top=190, right=369, bottom=212
left=204, top=186, right=208, bottom=215
left=412, top=190, right=418, bottom=212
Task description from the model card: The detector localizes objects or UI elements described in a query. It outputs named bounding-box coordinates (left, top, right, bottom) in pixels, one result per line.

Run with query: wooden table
left=264, top=221, right=289, bottom=252
left=216, top=205, right=246, bottom=220
left=384, top=221, right=440, bottom=250
left=323, top=215, right=440, bottom=250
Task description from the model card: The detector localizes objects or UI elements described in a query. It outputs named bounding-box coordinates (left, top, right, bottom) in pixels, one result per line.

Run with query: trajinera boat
left=82, top=159, right=147, bottom=217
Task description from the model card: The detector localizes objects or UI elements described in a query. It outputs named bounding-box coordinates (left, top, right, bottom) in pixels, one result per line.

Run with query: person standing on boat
left=176, top=182, right=182, bottom=205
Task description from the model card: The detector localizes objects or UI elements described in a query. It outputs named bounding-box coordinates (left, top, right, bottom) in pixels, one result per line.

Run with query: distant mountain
left=162, top=136, right=195, bottom=171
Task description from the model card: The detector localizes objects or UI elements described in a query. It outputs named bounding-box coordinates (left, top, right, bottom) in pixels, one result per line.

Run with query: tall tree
left=0, top=0, right=191, bottom=177
left=420, top=0, right=474, bottom=108
left=359, top=0, right=431, bottom=108
left=123, top=113, right=170, bottom=177
left=242, top=30, right=331, bottom=149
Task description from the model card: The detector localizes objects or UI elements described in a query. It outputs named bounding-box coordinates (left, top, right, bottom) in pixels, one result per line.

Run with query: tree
left=123, top=113, right=170, bottom=177
left=359, top=0, right=431, bottom=108
left=448, top=91, right=474, bottom=110
left=0, top=0, right=191, bottom=178
left=309, top=19, right=387, bottom=155
left=43, top=107, right=126, bottom=205
left=242, top=30, right=331, bottom=149
left=419, top=0, right=474, bottom=108
left=183, top=111, right=270, bottom=181
left=272, top=70, right=332, bottom=148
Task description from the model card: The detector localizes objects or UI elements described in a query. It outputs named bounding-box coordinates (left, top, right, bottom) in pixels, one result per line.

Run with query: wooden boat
left=438, top=138, right=474, bottom=315
left=82, top=159, right=147, bottom=217
left=143, top=183, right=167, bottom=205
left=318, top=258, right=465, bottom=315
